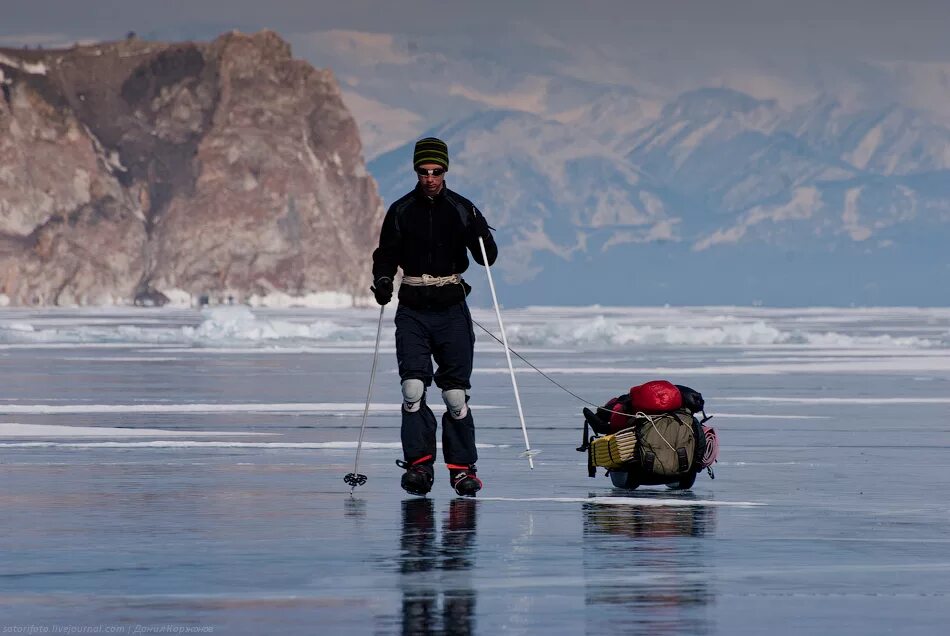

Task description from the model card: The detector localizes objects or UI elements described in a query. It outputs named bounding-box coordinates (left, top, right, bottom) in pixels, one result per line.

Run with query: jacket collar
left=414, top=182, right=448, bottom=201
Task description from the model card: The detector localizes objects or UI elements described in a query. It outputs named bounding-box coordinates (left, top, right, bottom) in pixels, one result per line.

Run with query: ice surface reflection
left=4, top=307, right=950, bottom=634
left=395, top=498, right=477, bottom=636
left=583, top=497, right=715, bottom=634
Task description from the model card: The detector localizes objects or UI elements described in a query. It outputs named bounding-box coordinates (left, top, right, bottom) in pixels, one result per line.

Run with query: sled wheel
left=665, top=471, right=697, bottom=491
left=610, top=470, right=639, bottom=490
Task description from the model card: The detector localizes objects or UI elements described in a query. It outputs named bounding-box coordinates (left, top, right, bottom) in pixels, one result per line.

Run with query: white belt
left=401, top=274, right=461, bottom=287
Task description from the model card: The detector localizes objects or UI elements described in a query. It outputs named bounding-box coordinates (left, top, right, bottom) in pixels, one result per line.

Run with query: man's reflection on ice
left=399, top=498, right=478, bottom=636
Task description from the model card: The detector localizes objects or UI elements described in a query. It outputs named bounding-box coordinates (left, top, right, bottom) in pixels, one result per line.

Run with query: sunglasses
left=415, top=167, right=445, bottom=177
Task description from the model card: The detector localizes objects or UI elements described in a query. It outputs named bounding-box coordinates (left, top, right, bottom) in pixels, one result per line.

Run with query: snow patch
left=3, top=306, right=947, bottom=351
left=0, top=305, right=361, bottom=347
left=642, top=120, right=688, bottom=152
left=476, top=355, right=950, bottom=375
left=161, top=288, right=194, bottom=307
left=675, top=116, right=721, bottom=157
left=0, top=52, right=48, bottom=75
left=845, top=124, right=883, bottom=170
left=0, top=423, right=265, bottom=437
left=639, top=191, right=667, bottom=219
left=693, top=187, right=820, bottom=250
left=106, top=150, right=127, bottom=172
left=720, top=396, right=950, bottom=405
left=601, top=219, right=680, bottom=251
left=246, top=291, right=356, bottom=309
left=0, top=401, right=498, bottom=415
left=506, top=317, right=788, bottom=347
left=842, top=187, right=872, bottom=241
left=448, top=76, right=550, bottom=114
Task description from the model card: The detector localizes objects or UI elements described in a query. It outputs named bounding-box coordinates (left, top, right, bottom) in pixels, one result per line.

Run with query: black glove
left=370, top=277, right=393, bottom=305
left=471, top=208, right=493, bottom=239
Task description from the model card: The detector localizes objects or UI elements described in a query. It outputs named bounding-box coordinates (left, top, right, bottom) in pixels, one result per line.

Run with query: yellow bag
left=590, top=428, right=638, bottom=469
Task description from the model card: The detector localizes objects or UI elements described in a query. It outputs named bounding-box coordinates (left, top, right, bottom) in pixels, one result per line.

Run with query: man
left=371, top=137, right=497, bottom=497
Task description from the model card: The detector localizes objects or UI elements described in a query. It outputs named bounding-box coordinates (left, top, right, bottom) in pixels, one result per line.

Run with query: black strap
left=577, top=411, right=591, bottom=452
left=643, top=451, right=655, bottom=472
left=677, top=447, right=689, bottom=472
left=587, top=443, right=596, bottom=478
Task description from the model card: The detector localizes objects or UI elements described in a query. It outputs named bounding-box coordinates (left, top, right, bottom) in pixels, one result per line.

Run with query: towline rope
left=470, top=318, right=644, bottom=420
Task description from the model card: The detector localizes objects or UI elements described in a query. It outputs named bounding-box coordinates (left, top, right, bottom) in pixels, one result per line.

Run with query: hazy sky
left=3, top=0, right=950, bottom=63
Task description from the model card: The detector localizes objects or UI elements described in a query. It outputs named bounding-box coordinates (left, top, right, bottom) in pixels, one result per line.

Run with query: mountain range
left=296, top=29, right=950, bottom=306
left=3, top=25, right=948, bottom=306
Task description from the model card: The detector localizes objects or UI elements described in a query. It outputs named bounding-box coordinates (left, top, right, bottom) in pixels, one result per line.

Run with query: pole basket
left=344, top=472, right=368, bottom=488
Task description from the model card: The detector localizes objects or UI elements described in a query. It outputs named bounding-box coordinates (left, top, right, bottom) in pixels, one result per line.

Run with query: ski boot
left=447, top=464, right=482, bottom=497
left=396, top=455, right=434, bottom=496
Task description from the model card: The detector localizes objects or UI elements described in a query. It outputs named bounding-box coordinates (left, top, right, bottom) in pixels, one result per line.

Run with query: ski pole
left=345, top=304, right=385, bottom=492
left=478, top=236, right=536, bottom=469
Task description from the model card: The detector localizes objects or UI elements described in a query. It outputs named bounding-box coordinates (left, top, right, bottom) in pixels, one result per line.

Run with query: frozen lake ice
left=1, top=304, right=950, bottom=634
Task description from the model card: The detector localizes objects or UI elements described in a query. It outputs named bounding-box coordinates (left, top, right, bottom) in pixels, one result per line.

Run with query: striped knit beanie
left=413, top=137, right=449, bottom=170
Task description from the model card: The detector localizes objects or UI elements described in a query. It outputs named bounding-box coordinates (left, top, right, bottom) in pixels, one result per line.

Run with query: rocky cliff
left=0, top=30, right=383, bottom=306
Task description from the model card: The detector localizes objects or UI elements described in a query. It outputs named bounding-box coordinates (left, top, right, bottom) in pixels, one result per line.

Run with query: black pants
left=395, top=302, right=477, bottom=466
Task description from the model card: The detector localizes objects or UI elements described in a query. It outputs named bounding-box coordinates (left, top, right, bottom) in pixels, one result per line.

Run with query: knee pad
left=401, top=379, right=425, bottom=413
left=442, top=389, right=469, bottom=420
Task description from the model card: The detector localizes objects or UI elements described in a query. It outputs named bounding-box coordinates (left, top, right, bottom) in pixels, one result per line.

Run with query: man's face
left=416, top=163, right=445, bottom=196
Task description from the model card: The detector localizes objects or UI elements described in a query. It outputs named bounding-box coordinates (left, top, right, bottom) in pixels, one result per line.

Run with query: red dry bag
left=629, top=380, right=682, bottom=414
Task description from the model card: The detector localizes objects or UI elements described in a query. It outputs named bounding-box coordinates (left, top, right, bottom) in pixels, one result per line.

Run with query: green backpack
left=634, top=409, right=696, bottom=478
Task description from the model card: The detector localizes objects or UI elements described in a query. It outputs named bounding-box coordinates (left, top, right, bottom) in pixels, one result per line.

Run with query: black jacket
left=372, top=184, right=498, bottom=309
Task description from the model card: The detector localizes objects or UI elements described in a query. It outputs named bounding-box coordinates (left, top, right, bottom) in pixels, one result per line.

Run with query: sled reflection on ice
left=398, top=498, right=478, bottom=636
left=583, top=494, right=715, bottom=634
